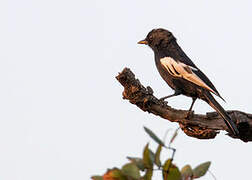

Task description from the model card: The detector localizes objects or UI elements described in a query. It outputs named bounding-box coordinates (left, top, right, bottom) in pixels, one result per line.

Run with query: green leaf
left=91, top=176, right=103, bottom=180
left=149, top=149, right=155, bottom=164
left=143, top=143, right=153, bottom=169
left=181, top=165, right=193, bottom=179
left=103, top=168, right=127, bottom=180
left=162, top=159, right=171, bottom=179
left=154, top=144, right=162, bottom=167
left=170, top=128, right=179, bottom=145
left=122, top=163, right=141, bottom=179
left=163, top=159, right=171, bottom=172
left=162, top=159, right=181, bottom=180
left=143, top=169, right=153, bottom=180
left=193, top=161, right=211, bottom=178
left=144, top=127, right=165, bottom=146
left=127, top=157, right=145, bottom=171
left=109, top=168, right=126, bottom=179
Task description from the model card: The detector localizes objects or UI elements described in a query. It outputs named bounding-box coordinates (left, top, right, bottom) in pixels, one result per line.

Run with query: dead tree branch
left=116, top=68, right=252, bottom=142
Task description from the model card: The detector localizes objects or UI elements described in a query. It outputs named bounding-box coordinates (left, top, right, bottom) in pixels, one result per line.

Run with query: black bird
left=138, top=28, right=239, bottom=136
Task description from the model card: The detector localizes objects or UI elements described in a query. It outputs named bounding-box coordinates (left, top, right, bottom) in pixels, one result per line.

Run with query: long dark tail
left=204, top=91, right=239, bottom=136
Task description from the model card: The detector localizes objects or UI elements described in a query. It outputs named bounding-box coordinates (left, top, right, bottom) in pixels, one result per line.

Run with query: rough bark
left=116, top=68, right=252, bottom=142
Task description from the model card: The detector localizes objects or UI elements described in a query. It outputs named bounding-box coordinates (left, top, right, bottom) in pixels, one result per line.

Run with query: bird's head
left=138, top=28, right=176, bottom=51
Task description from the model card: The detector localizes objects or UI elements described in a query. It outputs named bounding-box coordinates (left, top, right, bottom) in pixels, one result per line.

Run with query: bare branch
left=116, top=68, right=252, bottom=142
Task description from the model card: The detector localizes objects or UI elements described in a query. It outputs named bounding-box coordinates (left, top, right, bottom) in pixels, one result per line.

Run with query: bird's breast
left=155, top=56, right=176, bottom=90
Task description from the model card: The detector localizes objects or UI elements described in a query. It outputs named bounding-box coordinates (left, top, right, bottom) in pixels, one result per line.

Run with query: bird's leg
left=188, top=97, right=197, bottom=112
left=186, top=97, right=197, bottom=119
left=159, top=90, right=181, bottom=101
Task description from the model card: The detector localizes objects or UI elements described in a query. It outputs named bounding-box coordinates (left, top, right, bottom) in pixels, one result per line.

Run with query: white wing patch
left=160, top=57, right=217, bottom=95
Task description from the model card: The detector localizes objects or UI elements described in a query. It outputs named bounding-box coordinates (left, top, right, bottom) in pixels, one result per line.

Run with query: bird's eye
left=148, top=36, right=153, bottom=41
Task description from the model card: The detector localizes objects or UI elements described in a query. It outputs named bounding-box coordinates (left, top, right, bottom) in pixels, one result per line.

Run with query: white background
left=0, top=0, right=251, bottom=179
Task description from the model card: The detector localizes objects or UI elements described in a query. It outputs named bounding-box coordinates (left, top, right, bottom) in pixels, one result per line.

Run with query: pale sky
left=0, top=0, right=251, bottom=179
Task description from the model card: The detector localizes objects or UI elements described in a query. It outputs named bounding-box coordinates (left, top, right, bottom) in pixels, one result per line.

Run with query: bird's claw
left=186, top=111, right=194, bottom=119
left=159, top=97, right=167, bottom=101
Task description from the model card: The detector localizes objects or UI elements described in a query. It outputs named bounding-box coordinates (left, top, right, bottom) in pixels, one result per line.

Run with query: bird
left=138, top=28, right=239, bottom=136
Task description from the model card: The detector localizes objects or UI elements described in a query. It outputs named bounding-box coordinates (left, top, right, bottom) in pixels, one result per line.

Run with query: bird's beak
left=138, top=39, right=148, bottom=45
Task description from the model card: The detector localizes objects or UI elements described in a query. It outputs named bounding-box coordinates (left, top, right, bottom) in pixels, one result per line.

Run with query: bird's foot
left=159, top=97, right=168, bottom=101
left=186, top=111, right=194, bottom=119
left=159, top=97, right=169, bottom=107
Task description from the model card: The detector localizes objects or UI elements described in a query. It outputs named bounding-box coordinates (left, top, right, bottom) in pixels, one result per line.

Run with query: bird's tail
left=204, top=91, right=239, bottom=136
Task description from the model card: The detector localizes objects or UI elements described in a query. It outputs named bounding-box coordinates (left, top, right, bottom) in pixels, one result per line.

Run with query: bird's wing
left=182, top=58, right=223, bottom=96
left=170, top=56, right=224, bottom=101
left=178, top=57, right=225, bottom=101
left=160, top=57, right=220, bottom=96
